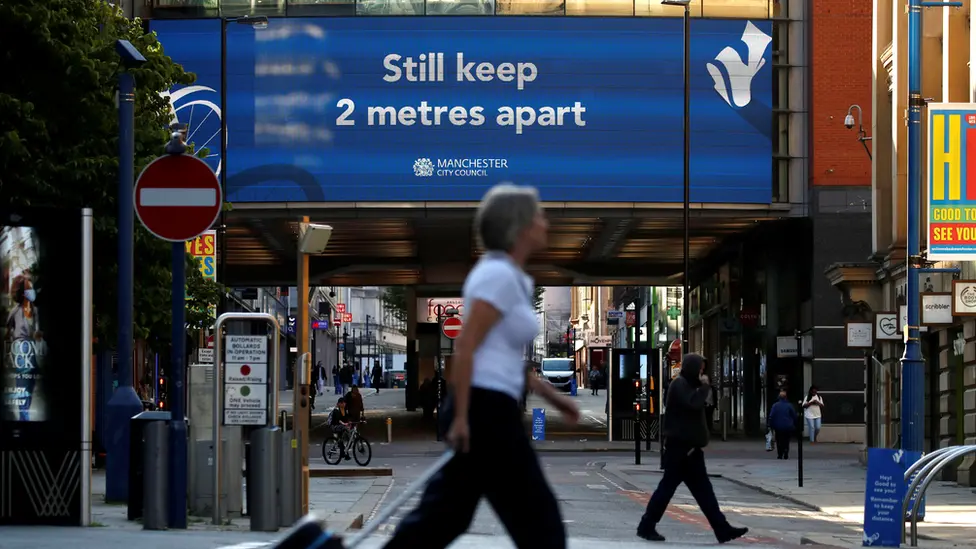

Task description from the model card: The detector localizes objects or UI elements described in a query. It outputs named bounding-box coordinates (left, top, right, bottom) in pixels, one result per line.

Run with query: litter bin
left=128, top=410, right=171, bottom=521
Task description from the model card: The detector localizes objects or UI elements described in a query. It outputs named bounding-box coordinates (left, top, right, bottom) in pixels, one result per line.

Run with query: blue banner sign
left=863, top=448, right=923, bottom=547
left=152, top=17, right=773, bottom=204
left=532, top=408, right=546, bottom=441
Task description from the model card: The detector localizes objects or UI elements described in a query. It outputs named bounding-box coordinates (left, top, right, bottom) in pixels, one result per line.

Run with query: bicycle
left=322, top=421, right=372, bottom=466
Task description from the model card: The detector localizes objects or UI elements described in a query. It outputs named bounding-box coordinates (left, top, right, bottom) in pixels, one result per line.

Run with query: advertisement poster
left=0, top=225, right=48, bottom=422
left=186, top=229, right=216, bottom=318
left=862, top=448, right=923, bottom=547
left=927, top=103, right=976, bottom=260
left=152, top=17, right=774, bottom=204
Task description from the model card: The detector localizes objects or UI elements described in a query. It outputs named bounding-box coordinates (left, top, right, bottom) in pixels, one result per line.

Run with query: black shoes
left=637, top=526, right=666, bottom=542
left=716, top=526, right=749, bottom=544
left=639, top=525, right=747, bottom=544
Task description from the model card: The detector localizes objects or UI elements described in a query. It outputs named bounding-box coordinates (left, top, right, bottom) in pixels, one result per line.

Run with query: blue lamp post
left=105, top=39, right=149, bottom=504
left=902, top=0, right=962, bottom=453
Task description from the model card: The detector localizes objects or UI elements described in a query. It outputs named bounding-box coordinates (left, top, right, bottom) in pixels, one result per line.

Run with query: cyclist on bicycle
left=327, top=397, right=352, bottom=456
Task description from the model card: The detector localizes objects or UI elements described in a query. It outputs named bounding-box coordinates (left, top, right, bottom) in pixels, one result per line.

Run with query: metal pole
left=865, top=352, right=875, bottom=447
left=169, top=241, right=188, bottom=528
left=680, top=3, right=691, bottom=357
left=212, top=312, right=280, bottom=525
left=795, top=329, right=803, bottom=487
left=81, top=209, right=94, bottom=526
left=218, top=17, right=228, bottom=318
left=105, top=69, right=146, bottom=503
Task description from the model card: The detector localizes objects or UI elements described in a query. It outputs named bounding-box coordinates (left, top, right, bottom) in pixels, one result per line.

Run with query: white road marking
left=365, top=478, right=396, bottom=524
left=586, top=484, right=610, bottom=490
left=570, top=471, right=589, bottom=476
left=140, top=188, right=217, bottom=207
left=596, top=471, right=628, bottom=492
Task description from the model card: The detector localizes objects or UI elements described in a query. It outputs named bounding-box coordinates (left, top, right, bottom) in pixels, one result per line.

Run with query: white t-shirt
left=802, top=394, right=824, bottom=419
left=462, top=252, right=539, bottom=401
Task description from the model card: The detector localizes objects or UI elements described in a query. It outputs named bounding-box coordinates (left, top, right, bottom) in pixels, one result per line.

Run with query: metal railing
left=901, top=444, right=976, bottom=546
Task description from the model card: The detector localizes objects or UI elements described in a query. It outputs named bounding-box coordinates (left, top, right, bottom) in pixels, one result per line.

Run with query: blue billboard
left=152, top=17, right=773, bottom=204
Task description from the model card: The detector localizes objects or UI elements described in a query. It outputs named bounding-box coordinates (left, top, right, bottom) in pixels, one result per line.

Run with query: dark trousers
left=640, top=441, right=730, bottom=533
left=383, top=389, right=566, bottom=549
left=775, top=430, right=792, bottom=459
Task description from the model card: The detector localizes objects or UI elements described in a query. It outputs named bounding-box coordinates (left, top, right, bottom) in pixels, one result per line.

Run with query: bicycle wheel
left=322, top=436, right=343, bottom=465
left=353, top=435, right=372, bottom=466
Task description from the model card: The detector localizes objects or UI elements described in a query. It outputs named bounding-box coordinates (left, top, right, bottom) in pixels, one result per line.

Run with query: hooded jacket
left=662, top=354, right=710, bottom=448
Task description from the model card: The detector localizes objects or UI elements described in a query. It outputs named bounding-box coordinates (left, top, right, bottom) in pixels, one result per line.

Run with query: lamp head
left=661, top=0, right=691, bottom=5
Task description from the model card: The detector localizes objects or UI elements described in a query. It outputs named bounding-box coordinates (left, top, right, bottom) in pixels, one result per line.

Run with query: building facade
left=826, top=0, right=976, bottom=482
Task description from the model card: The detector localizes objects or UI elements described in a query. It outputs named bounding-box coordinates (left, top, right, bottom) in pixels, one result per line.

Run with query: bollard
left=278, top=425, right=298, bottom=527
left=386, top=417, right=392, bottom=444
left=143, top=421, right=169, bottom=530
left=249, top=427, right=280, bottom=532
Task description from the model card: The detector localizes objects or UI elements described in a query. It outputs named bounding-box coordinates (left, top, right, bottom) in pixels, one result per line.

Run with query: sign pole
left=164, top=132, right=190, bottom=529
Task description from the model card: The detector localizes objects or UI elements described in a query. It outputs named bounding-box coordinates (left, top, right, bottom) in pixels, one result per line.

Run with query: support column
left=295, top=216, right=310, bottom=515
left=405, top=287, right=418, bottom=412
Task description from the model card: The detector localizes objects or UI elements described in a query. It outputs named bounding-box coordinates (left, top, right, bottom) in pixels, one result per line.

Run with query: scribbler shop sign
left=927, top=104, right=976, bottom=260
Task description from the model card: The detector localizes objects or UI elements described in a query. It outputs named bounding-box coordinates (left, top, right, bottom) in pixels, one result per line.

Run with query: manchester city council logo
left=413, top=158, right=434, bottom=177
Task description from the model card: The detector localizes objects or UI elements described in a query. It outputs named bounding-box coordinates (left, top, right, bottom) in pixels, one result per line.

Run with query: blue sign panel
left=152, top=17, right=773, bottom=204
left=863, top=448, right=923, bottom=547
left=532, top=408, right=546, bottom=441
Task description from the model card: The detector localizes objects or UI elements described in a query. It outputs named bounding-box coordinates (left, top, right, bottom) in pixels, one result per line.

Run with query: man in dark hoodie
left=636, top=353, right=748, bottom=544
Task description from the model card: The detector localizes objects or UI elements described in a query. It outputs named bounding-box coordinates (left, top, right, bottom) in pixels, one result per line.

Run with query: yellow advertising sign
left=186, top=230, right=216, bottom=281
left=186, top=230, right=217, bottom=318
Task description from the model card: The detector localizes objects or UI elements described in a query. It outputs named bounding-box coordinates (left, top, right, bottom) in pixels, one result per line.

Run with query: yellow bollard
left=386, top=417, right=393, bottom=444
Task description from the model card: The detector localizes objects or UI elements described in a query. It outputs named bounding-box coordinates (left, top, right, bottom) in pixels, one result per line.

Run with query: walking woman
left=382, top=184, right=579, bottom=549
left=801, top=385, right=824, bottom=443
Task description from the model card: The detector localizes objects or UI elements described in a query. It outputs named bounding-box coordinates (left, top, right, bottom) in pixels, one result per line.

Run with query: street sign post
left=134, top=141, right=223, bottom=530
left=134, top=154, right=223, bottom=242
left=442, top=316, right=463, bottom=339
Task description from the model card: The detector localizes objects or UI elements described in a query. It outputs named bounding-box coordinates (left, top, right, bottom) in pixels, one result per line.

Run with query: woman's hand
left=447, top=417, right=471, bottom=453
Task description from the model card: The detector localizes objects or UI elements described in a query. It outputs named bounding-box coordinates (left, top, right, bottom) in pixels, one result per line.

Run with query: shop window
left=357, top=0, right=424, bottom=14
left=566, top=0, right=633, bottom=16
left=496, top=0, right=566, bottom=15
left=701, top=0, right=770, bottom=18
left=427, top=0, right=495, bottom=14
left=635, top=0, right=702, bottom=17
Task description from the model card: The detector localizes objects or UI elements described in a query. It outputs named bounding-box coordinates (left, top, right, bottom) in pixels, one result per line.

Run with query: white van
left=540, top=357, right=576, bottom=392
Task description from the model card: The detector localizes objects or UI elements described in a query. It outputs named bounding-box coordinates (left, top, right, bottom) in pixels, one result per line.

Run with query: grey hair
left=475, top=183, right=540, bottom=252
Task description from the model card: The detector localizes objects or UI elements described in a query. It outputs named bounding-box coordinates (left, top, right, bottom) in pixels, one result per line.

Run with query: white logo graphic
left=413, top=158, right=435, bottom=177
left=160, top=85, right=223, bottom=177
left=892, top=449, right=904, bottom=463
left=706, top=21, right=772, bottom=109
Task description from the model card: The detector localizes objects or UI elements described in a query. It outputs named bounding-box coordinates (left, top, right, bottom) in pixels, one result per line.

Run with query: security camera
left=329, top=291, right=336, bottom=298
left=844, top=114, right=855, bottom=130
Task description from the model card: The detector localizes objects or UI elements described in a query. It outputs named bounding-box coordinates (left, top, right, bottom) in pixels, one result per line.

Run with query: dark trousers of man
left=775, top=430, right=792, bottom=459
left=639, top=441, right=730, bottom=533
left=383, top=388, right=566, bottom=549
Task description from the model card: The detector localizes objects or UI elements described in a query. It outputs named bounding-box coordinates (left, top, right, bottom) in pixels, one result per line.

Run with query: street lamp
left=217, top=15, right=269, bottom=316
left=662, top=0, right=691, bottom=356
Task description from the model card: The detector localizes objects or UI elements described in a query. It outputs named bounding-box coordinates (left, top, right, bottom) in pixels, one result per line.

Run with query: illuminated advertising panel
left=154, top=17, right=773, bottom=204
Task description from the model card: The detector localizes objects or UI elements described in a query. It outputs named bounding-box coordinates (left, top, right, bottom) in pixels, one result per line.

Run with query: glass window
left=426, top=0, right=495, bottom=14
left=635, top=0, right=702, bottom=17
left=357, top=0, right=424, bottom=14
left=701, top=0, right=769, bottom=18
left=566, top=0, right=633, bottom=15
left=287, top=0, right=356, bottom=16
left=496, top=0, right=566, bottom=15
left=220, top=0, right=285, bottom=17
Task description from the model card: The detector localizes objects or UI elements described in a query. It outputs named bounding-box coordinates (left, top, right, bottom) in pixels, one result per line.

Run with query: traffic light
left=157, top=371, right=167, bottom=410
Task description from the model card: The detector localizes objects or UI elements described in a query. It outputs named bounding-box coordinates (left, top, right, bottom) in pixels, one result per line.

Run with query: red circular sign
left=240, top=365, right=251, bottom=376
left=134, top=154, right=222, bottom=242
left=442, top=316, right=463, bottom=339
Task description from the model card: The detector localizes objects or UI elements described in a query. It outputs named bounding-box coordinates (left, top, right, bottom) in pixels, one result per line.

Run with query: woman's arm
left=450, top=300, right=502, bottom=426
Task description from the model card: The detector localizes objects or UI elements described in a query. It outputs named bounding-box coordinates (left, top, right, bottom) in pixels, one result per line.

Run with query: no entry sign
left=134, top=154, right=222, bottom=242
left=442, top=316, right=463, bottom=339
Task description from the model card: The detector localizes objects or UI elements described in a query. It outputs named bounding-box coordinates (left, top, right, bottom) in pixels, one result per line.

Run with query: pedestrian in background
left=801, top=386, right=824, bottom=443
left=636, top=353, right=748, bottom=544
left=382, top=183, right=578, bottom=549
left=768, top=390, right=797, bottom=460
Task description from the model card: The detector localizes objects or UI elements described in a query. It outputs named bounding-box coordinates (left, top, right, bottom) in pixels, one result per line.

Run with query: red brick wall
left=811, top=0, right=873, bottom=186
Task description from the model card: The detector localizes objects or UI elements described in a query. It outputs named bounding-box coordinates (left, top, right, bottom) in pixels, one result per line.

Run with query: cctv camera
left=844, top=114, right=855, bottom=130
left=329, top=291, right=336, bottom=298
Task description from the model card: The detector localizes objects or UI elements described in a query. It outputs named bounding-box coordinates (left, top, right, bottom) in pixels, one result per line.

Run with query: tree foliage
left=0, top=0, right=221, bottom=350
